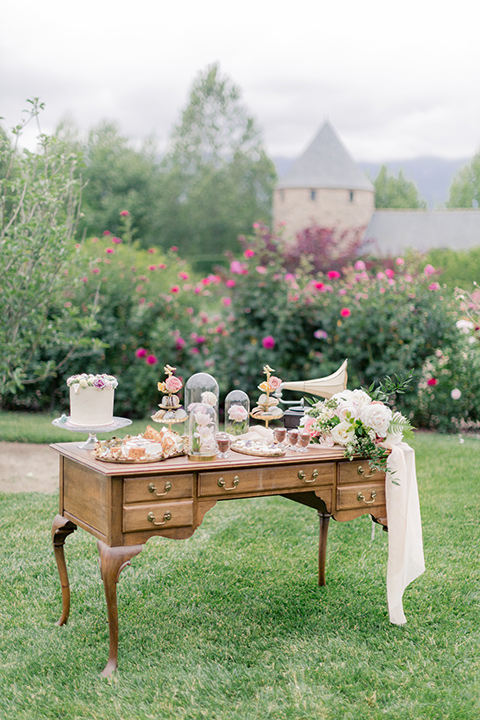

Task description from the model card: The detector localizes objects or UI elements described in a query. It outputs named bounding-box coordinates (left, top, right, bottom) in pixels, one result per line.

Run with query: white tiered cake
left=67, top=374, right=118, bottom=426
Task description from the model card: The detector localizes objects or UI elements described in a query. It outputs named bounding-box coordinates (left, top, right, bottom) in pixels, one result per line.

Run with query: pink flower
left=106, top=247, right=114, bottom=254
left=225, top=279, right=236, bottom=288
left=424, top=264, right=436, bottom=276
left=148, top=265, right=157, bottom=271
left=191, top=347, right=200, bottom=354
left=81, top=276, right=88, bottom=283
left=354, top=260, right=366, bottom=271
left=158, top=263, right=166, bottom=269
left=327, top=270, right=341, bottom=280
left=262, top=335, right=276, bottom=349
left=230, top=260, right=245, bottom=275
left=256, top=266, right=267, bottom=275
left=146, top=355, right=158, bottom=365
left=135, top=348, right=147, bottom=358
left=427, top=378, right=437, bottom=386
left=244, top=248, right=255, bottom=258
left=429, top=282, right=440, bottom=291
left=268, top=376, right=282, bottom=391
left=165, top=375, right=183, bottom=393
left=148, top=248, right=155, bottom=254
left=340, top=308, right=351, bottom=318
left=120, top=210, right=129, bottom=216
left=91, top=268, right=100, bottom=274
left=74, top=243, right=81, bottom=249
left=314, top=329, right=328, bottom=340
left=178, top=272, right=189, bottom=281
left=396, top=257, right=405, bottom=266
left=222, top=297, right=232, bottom=306
left=170, top=246, right=178, bottom=252
left=314, top=281, right=325, bottom=290
left=338, top=288, right=347, bottom=296
left=451, top=388, right=462, bottom=400
left=112, top=237, right=122, bottom=244
left=103, top=230, right=111, bottom=236
left=170, top=285, right=180, bottom=293
left=385, top=268, right=395, bottom=278
left=285, top=273, right=296, bottom=282
left=175, top=337, right=186, bottom=350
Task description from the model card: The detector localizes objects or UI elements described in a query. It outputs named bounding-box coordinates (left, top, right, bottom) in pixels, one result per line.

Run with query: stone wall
left=273, top=187, right=375, bottom=241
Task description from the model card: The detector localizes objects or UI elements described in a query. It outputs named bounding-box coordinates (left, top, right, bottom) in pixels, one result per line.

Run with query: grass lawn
left=0, top=428, right=479, bottom=719
left=0, top=411, right=153, bottom=444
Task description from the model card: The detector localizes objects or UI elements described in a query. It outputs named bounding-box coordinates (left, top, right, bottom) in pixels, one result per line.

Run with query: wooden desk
left=50, top=442, right=388, bottom=676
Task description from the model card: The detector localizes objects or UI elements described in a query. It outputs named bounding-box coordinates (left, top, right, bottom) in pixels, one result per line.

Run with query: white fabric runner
left=385, top=441, right=425, bottom=624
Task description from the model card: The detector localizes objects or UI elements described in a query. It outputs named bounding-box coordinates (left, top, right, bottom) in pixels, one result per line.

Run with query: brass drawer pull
left=357, top=491, right=377, bottom=505
left=298, top=469, right=318, bottom=483
left=147, top=511, right=172, bottom=526
left=217, top=475, right=240, bottom=491
left=148, top=481, right=172, bottom=497
left=357, top=465, right=375, bottom=479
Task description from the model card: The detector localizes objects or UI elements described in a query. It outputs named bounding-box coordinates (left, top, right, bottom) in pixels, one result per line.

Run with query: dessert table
left=50, top=442, right=388, bottom=677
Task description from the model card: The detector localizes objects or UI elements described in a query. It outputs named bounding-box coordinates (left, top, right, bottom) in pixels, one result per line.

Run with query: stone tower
left=273, top=121, right=375, bottom=241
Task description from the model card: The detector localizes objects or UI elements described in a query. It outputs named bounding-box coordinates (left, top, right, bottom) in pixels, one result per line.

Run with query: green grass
left=0, top=431, right=479, bottom=718
left=0, top=411, right=153, bottom=444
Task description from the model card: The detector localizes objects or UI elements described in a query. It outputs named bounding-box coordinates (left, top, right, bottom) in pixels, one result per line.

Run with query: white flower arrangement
left=301, top=377, right=414, bottom=473
left=67, top=373, right=118, bottom=390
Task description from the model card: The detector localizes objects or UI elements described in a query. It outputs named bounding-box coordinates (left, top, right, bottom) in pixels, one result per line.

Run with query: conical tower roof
left=277, top=121, right=374, bottom=192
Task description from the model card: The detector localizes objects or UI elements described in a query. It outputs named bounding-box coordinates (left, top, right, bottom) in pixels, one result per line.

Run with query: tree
left=0, top=100, right=99, bottom=402
left=447, top=152, right=480, bottom=208
left=158, top=63, right=277, bottom=269
left=374, top=165, right=427, bottom=209
left=63, top=120, right=164, bottom=245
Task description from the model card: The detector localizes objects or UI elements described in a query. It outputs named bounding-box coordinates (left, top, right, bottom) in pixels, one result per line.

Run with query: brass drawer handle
left=357, top=491, right=377, bottom=505
left=148, top=481, right=172, bottom=497
left=357, top=465, right=375, bottom=479
left=147, top=511, right=172, bottom=526
left=298, top=469, right=318, bottom=483
left=217, top=475, right=240, bottom=491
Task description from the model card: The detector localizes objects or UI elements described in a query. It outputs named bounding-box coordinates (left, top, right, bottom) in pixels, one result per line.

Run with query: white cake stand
left=52, top=415, right=132, bottom=449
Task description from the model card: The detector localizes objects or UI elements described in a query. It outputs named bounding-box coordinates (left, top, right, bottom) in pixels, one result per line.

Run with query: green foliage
left=57, top=119, right=164, bottom=246
left=447, top=152, right=480, bottom=207
left=424, top=246, right=480, bottom=289
left=157, top=63, right=277, bottom=269
left=0, top=100, right=100, bottom=403
left=374, top=164, right=427, bottom=209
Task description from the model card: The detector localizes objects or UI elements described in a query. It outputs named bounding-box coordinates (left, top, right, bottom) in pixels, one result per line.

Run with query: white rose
left=330, top=420, right=356, bottom=446
left=201, top=391, right=217, bottom=406
left=360, top=402, right=392, bottom=437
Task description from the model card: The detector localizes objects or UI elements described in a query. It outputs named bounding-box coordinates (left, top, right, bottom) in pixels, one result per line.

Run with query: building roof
left=276, top=120, right=374, bottom=192
left=365, top=210, right=480, bottom=255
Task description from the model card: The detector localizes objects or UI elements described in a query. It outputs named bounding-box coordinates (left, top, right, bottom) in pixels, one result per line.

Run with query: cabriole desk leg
left=317, top=512, right=331, bottom=587
left=51, top=514, right=77, bottom=626
left=97, top=540, right=143, bottom=678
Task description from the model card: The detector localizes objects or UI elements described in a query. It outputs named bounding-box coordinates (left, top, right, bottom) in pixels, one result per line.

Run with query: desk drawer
left=199, top=462, right=335, bottom=497
left=338, top=461, right=385, bottom=485
left=336, top=482, right=385, bottom=511
left=124, top=474, right=194, bottom=503
left=123, top=500, right=193, bottom=532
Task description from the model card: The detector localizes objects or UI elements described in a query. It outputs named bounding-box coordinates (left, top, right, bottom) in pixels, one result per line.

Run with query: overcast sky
left=1, top=0, right=479, bottom=163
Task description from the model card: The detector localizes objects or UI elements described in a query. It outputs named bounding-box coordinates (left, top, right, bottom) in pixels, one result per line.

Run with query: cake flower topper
left=250, top=365, right=284, bottom=427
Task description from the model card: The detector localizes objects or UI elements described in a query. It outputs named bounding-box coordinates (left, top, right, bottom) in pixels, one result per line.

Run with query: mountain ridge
left=273, top=156, right=471, bottom=208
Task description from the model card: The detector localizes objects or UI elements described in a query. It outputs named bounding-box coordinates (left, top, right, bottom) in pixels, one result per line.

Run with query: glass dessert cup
left=296, top=430, right=311, bottom=453
left=272, top=426, right=286, bottom=449
left=216, top=432, right=232, bottom=459
left=286, top=428, right=299, bottom=451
